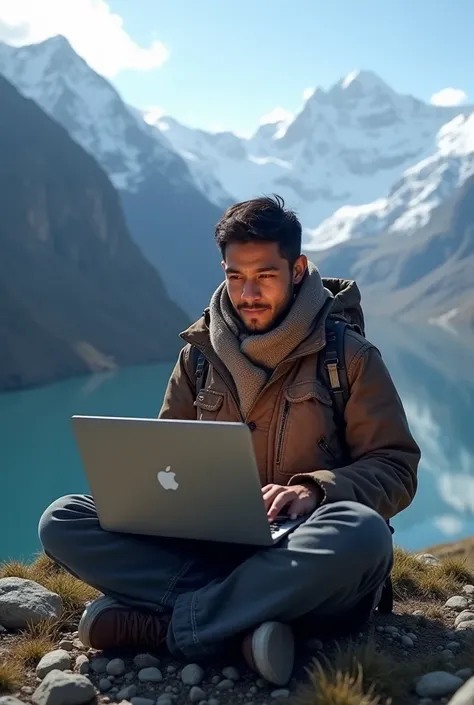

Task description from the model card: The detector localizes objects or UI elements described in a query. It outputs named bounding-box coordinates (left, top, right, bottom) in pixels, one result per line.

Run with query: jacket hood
left=323, top=277, right=365, bottom=335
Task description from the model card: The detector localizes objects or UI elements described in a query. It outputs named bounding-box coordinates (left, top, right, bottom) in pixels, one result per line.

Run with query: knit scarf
left=209, top=261, right=331, bottom=418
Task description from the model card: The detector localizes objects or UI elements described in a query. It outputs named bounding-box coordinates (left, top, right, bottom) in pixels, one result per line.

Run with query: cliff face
left=0, top=75, right=189, bottom=391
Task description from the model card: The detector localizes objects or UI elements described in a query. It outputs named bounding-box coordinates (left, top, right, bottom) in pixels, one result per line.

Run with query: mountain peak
left=329, top=69, right=393, bottom=98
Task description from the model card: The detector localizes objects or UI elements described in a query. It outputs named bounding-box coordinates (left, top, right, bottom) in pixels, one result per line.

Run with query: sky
left=0, top=0, right=473, bottom=136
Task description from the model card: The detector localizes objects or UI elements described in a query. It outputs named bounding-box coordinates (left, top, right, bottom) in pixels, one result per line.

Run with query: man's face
left=222, top=242, right=307, bottom=333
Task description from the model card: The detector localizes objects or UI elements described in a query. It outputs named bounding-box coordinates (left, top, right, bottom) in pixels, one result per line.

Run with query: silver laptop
left=71, top=415, right=306, bottom=546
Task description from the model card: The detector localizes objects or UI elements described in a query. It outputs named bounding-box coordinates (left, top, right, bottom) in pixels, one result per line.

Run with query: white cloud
left=0, top=0, right=169, bottom=77
left=303, top=87, right=315, bottom=100
left=259, top=107, right=293, bottom=125
left=430, top=87, right=468, bottom=107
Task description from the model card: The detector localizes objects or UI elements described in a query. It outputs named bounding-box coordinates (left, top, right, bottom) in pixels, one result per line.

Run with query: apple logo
left=157, top=466, right=179, bottom=491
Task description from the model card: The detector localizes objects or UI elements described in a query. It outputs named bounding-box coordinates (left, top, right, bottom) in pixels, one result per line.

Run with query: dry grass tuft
left=10, top=636, right=55, bottom=669
left=0, top=659, right=22, bottom=693
left=391, top=547, right=473, bottom=600
left=292, top=657, right=386, bottom=705
left=0, top=561, right=33, bottom=580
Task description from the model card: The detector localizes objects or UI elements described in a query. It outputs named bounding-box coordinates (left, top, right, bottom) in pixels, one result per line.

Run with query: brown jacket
left=159, top=281, right=420, bottom=521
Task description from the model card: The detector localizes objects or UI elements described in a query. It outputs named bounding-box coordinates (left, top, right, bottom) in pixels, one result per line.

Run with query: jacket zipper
left=318, top=436, right=337, bottom=462
left=276, top=400, right=290, bottom=465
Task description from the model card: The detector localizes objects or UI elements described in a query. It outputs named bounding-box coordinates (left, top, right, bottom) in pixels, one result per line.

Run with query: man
left=39, top=195, right=420, bottom=686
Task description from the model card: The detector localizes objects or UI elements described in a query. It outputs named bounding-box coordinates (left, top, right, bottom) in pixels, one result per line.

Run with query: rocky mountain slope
left=147, top=70, right=472, bottom=246
left=312, top=171, right=474, bottom=327
left=0, top=75, right=189, bottom=391
left=0, top=37, right=225, bottom=318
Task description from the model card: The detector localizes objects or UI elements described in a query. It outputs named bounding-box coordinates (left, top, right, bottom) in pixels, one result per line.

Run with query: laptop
left=71, top=415, right=307, bottom=546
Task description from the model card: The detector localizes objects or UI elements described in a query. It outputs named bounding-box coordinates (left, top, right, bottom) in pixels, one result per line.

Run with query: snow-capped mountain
left=0, top=37, right=224, bottom=318
left=308, top=113, right=474, bottom=250
left=148, top=70, right=472, bottom=245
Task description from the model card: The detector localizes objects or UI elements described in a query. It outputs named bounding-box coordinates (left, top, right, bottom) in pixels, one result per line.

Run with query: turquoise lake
left=1, top=319, right=474, bottom=562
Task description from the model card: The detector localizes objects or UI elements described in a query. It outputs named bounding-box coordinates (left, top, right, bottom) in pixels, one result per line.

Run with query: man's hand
left=262, top=483, right=322, bottom=522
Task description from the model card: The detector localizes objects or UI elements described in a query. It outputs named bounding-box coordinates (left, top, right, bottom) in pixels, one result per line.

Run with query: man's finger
left=262, top=485, right=285, bottom=510
left=268, top=490, right=295, bottom=521
left=288, top=497, right=306, bottom=520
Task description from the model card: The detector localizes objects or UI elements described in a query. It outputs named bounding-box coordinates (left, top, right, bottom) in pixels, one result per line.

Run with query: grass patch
left=10, top=636, right=55, bottom=669
left=0, top=659, right=22, bottom=693
left=391, top=547, right=473, bottom=600
left=0, top=561, right=33, bottom=580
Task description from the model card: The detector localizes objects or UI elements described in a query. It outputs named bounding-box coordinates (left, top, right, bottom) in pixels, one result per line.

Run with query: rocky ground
left=3, top=547, right=474, bottom=705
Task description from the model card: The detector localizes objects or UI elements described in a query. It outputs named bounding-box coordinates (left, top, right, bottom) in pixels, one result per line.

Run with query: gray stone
left=0, top=699, right=24, bottom=705
left=456, top=669, right=474, bottom=681
left=462, top=585, right=474, bottom=595
left=455, top=611, right=474, bottom=627
left=211, top=676, right=220, bottom=685
left=116, top=685, right=138, bottom=701
left=216, top=680, right=234, bottom=691
left=37, top=651, right=72, bottom=679
left=415, top=672, right=463, bottom=698
left=406, top=632, right=418, bottom=641
left=419, top=700, right=433, bottom=705
left=125, top=672, right=135, bottom=682
left=446, top=675, right=474, bottom=704
left=0, top=578, right=62, bottom=629
left=446, top=596, right=469, bottom=611
left=157, top=696, right=173, bottom=705
left=107, top=659, right=126, bottom=677
left=99, top=678, right=112, bottom=692
left=447, top=642, right=461, bottom=651
left=456, top=620, right=474, bottom=631
left=71, top=640, right=84, bottom=651
left=222, top=667, right=240, bottom=681
left=131, top=699, right=155, bottom=705
left=133, top=654, right=160, bottom=670
left=58, top=641, right=73, bottom=652
left=208, top=700, right=219, bottom=705
left=401, top=635, right=414, bottom=647
left=181, top=665, right=205, bottom=686
left=189, top=687, right=206, bottom=703
left=90, top=657, right=110, bottom=674
left=32, top=669, right=95, bottom=705
left=0, top=624, right=6, bottom=633
left=446, top=630, right=457, bottom=639
left=412, top=610, right=425, bottom=616
left=256, top=679, right=266, bottom=688
left=22, top=687, right=34, bottom=695
left=74, top=654, right=91, bottom=676
left=270, top=690, right=290, bottom=699
left=416, top=554, right=440, bottom=565
left=138, top=667, right=163, bottom=683
left=166, top=665, right=176, bottom=674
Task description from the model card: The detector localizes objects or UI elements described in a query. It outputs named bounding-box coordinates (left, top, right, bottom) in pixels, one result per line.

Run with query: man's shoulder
left=342, top=325, right=380, bottom=375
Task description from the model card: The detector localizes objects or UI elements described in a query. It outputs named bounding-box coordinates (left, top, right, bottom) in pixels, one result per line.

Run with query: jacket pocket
left=194, top=389, right=224, bottom=420
left=275, top=379, right=335, bottom=471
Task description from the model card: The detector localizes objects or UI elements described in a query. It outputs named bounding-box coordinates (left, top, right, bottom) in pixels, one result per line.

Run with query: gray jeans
left=38, top=496, right=393, bottom=659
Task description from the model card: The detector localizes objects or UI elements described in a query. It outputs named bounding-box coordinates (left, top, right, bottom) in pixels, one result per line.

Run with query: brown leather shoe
left=242, top=621, right=294, bottom=685
left=78, top=596, right=168, bottom=651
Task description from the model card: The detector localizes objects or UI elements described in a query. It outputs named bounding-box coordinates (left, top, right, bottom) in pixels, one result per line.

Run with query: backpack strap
left=190, top=345, right=208, bottom=396
left=319, top=318, right=394, bottom=615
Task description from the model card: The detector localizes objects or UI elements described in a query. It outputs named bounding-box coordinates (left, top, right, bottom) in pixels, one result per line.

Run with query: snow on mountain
left=307, top=113, right=474, bottom=250
left=0, top=36, right=224, bottom=318
left=150, top=69, right=471, bottom=245
left=0, top=36, right=182, bottom=191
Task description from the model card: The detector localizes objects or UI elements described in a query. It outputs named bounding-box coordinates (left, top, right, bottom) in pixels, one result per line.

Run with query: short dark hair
left=215, top=194, right=302, bottom=266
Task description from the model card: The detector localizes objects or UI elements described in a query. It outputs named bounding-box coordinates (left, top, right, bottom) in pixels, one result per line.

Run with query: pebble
left=445, top=596, right=469, bottom=611
left=90, top=657, right=110, bottom=674
left=32, top=669, right=96, bottom=705
left=166, top=665, right=177, bottom=674
left=58, top=640, right=73, bottom=652
left=74, top=655, right=89, bottom=675
left=419, top=700, right=433, bottom=705
left=189, top=687, right=206, bottom=703
left=211, top=676, right=221, bottom=685
left=217, top=679, right=235, bottom=691
left=106, top=658, right=126, bottom=676
left=72, top=639, right=85, bottom=650
left=36, top=650, right=72, bottom=679
left=99, top=678, right=112, bottom=692
left=138, top=667, right=163, bottom=683
left=401, top=635, right=414, bottom=647
left=134, top=654, right=160, bottom=670
left=412, top=610, right=425, bottom=616
left=446, top=631, right=457, bottom=640
left=456, top=669, right=474, bottom=681
left=415, top=672, right=463, bottom=698
left=447, top=641, right=461, bottom=650
left=116, top=685, right=138, bottom=700
left=271, top=689, right=290, bottom=699
left=441, top=649, right=455, bottom=661
left=384, top=625, right=399, bottom=634
left=416, top=553, right=440, bottom=565
left=181, top=664, right=205, bottom=686
left=222, top=667, right=240, bottom=681
left=256, top=679, right=266, bottom=688
left=157, top=696, right=173, bottom=705
left=406, top=632, right=418, bottom=641
left=248, top=687, right=258, bottom=695
left=463, top=585, right=474, bottom=595
left=454, top=611, right=474, bottom=626
left=376, top=626, right=384, bottom=633
left=125, top=671, right=135, bottom=682
left=208, top=700, right=219, bottom=705
left=131, top=699, right=155, bottom=705
left=447, top=675, right=474, bottom=704
left=21, top=687, right=34, bottom=695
